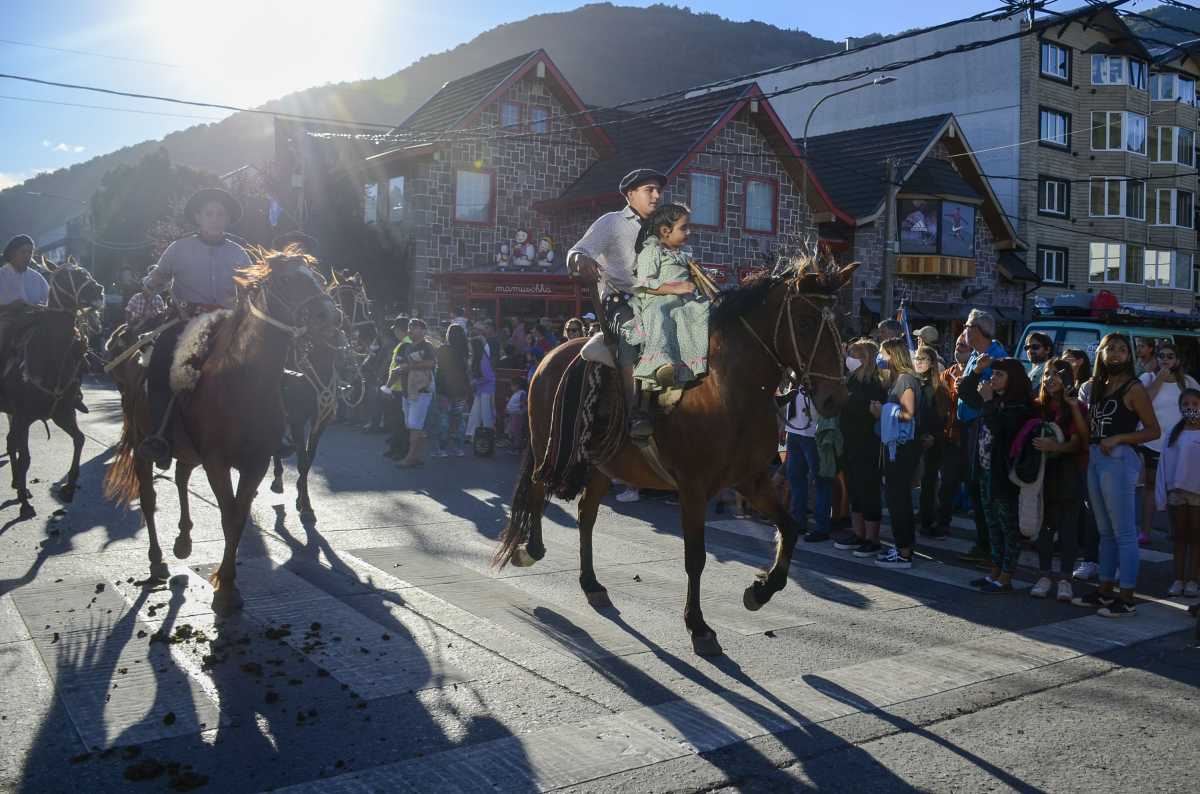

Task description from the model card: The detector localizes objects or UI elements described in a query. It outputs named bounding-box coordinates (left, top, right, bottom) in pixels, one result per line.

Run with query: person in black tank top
left=1075, top=334, right=1160, bottom=617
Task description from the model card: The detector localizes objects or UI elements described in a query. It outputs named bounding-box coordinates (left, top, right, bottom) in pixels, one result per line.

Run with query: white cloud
left=42, top=140, right=86, bottom=154
left=0, top=171, right=30, bottom=190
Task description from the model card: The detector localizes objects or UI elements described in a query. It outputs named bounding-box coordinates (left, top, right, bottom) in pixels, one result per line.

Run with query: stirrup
left=629, top=413, right=653, bottom=443
left=136, top=435, right=172, bottom=469
left=654, top=364, right=677, bottom=389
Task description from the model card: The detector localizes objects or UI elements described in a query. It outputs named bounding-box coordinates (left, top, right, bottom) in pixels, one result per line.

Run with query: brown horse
left=0, top=263, right=104, bottom=514
left=104, top=250, right=338, bottom=613
left=493, top=263, right=856, bottom=655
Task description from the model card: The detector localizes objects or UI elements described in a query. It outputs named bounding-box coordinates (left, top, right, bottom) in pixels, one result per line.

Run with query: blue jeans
left=786, top=433, right=832, bottom=535
left=1086, top=443, right=1141, bottom=589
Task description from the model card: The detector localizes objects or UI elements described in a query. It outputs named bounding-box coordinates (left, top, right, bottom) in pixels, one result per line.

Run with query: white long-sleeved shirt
left=1156, top=428, right=1200, bottom=504
left=567, top=206, right=641, bottom=297
left=0, top=264, right=49, bottom=306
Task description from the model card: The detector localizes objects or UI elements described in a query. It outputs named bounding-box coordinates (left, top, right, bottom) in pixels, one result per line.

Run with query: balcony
left=896, top=255, right=977, bottom=278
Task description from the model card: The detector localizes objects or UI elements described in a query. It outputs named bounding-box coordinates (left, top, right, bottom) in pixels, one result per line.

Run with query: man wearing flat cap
left=136, top=187, right=251, bottom=466
left=567, top=168, right=665, bottom=436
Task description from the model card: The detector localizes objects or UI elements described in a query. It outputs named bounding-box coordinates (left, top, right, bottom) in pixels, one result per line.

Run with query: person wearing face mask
left=837, top=339, right=888, bottom=556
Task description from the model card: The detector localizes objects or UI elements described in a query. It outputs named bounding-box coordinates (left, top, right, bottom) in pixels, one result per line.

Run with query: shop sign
left=469, top=280, right=575, bottom=297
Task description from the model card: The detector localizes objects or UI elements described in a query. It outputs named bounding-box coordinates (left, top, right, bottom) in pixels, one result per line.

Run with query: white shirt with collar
left=567, top=205, right=641, bottom=297
left=0, top=264, right=50, bottom=306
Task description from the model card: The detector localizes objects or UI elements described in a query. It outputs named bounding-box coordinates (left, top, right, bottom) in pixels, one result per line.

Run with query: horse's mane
left=710, top=254, right=840, bottom=331
left=235, top=245, right=318, bottom=289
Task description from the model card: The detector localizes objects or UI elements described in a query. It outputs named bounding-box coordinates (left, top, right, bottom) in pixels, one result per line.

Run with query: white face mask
left=845, top=356, right=862, bottom=373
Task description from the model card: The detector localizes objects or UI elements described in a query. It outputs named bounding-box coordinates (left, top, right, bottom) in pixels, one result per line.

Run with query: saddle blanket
left=169, top=310, right=231, bottom=394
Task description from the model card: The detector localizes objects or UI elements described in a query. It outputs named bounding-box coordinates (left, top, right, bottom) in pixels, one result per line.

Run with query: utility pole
left=881, top=157, right=899, bottom=319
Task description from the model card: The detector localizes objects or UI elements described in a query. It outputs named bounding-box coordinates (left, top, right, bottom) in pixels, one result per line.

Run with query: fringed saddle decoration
left=169, top=310, right=231, bottom=394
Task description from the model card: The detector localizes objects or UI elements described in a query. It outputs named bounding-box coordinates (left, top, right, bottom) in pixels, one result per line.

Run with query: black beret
left=619, top=168, right=667, bottom=194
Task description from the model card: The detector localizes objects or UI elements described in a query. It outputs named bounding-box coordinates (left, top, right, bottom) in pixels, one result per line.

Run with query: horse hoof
left=149, top=561, right=170, bottom=581
left=691, top=632, right=723, bottom=657
left=511, top=547, right=540, bottom=568
left=19, top=504, right=35, bottom=519
left=270, top=481, right=284, bottom=494
left=211, top=588, right=244, bottom=617
left=59, top=485, right=76, bottom=503
left=173, top=534, right=192, bottom=560
left=743, top=585, right=764, bottom=612
left=585, top=589, right=612, bottom=608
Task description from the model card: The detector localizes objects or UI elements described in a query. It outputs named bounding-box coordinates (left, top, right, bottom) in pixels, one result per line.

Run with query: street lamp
left=801, top=75, right=898, bottom=156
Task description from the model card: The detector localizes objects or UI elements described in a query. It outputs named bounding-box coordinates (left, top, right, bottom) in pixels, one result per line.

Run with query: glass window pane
left=530, top=107, right=549, bottom=134
left=1158, top=190, right=1172, bottom=224
left=500, top=102, right=521, bottom=129
left=1107, top=180, right=1120, bottom=215
left=1127, top=245, right=1143, bottom=284
left=1180, top=129, right=1195, bottom=166
left=455, top=171, right=492, bottom=222
left=1179, top=192, right=1194, bottom=227
left=1176, top=253, right=1193, bottom=289
left=940, top=201, right=975, bottom=257
left=1109, top=57, right=1123, bottom=84
left=1089, top=242, right=1106, bottom=282
left=1092, top=55, right=1103, bottom=84
left=387, top=176, right=405, bottom=223
left=363, top=183, right=378, bottom=225
left=1128, top=180, right=1145, bottom=220
left=1090, top=179, right=1104, bottom=215
left=1091, top=112, right=1105, bottom=149
left=1125, top=113, right=1145, bottom=154
left=689, top=173, right=721, bottom=227
left=745, top=180, right=774, bottom=232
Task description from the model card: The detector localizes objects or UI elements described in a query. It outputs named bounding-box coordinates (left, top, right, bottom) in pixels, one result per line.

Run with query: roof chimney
left=845, top=37, right=854, bottom=51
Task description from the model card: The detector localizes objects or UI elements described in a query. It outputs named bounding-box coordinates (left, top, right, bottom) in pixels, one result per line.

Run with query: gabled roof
left=548, top=83, right=848, bottom=223
left=386, top=49, right=612, bottom=155
left=801, top=114, right=1020, bottom=248
left=1034, top=4, right=1152, bottom=61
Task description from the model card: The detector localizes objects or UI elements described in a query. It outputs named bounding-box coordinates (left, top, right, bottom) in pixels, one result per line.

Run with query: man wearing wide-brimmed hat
left=567, top=168, right=666, bottom=438
left=136, top=187, right=251, bottom=466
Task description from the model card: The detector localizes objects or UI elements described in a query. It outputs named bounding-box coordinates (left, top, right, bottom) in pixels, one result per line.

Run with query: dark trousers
left=146, top=322, right=185, bottom=437
left=385, top=394, right=409, bottom=456
left=884, top=441, right=923, bottom=549
left=786, top=433, right=832, bottom=534
left=1080, top=499, right=1100, bottom=563
left=937, top=439, right=962, bottom=528
left=919, top=439, right=944, bottom=530
left=963, top=421, right=989, bottom=551
left=844, top=438, right=883, bottom=521
left=1039, top=497, right=1081, bottom=576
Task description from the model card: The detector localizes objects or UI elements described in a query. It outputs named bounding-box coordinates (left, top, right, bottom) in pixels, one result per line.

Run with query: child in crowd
left=1157, top=388, right=1200, bottom=598
left=505, top=376, right=529, bottom=455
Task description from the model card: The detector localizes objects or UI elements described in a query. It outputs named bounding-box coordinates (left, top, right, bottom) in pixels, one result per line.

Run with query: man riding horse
left=136, top=188, right=251, bottom=466
left=567, top=168, right=666, bottom=439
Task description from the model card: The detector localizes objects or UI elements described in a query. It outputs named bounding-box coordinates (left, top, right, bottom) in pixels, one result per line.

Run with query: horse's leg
left=205, top=465, right=243, bottom=615
left=737, top=469, right=801, bottom=611
left=52, top=409, right=85, bottom=502
left=173, top=462, right=196, bottom=559
left=492, top=448, right=548, bottom=568
left=139, top=459, right=169, bottom=581
left=681, top=487, right=721, bottom=656
left=297, top=422, right=323, bottom=522
left=578, top=468, right=613, bottom=607
left=269, top=454, right=284, bottom=494
left=10, top=418, right=33, bottom=514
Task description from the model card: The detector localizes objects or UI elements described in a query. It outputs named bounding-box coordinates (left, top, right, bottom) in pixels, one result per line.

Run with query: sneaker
left=1168, top=580, right=1185, bottom=597
left=1098, top=599, right=1137, bottom=618
left=615, top=488, right=640, bottom=504
left=1072, top=561, right=1099, bottom=581
left=1056, top=580, right=1074, bottom=603
left=1071, top=590, right=1115, bottom=609
left=875, top=548, right=913, bottom=569
left=455, top=449, right=467, bottom=458
left=1186, top=581, right=1200, bottom=598
left=803, top=530, right=831, bottom=543
left=852, top=540, right=882, bottom=558
left=969, top=576, right=995, bottom=588
left=432, top=449, right=449, bottom=459
left=979, top=578, right=1014, bottom=594
left=1031, top=576, right=1053, bottom=599
left=833, top=534, right=864, bottom=551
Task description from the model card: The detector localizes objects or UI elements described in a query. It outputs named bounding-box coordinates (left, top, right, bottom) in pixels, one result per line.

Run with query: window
left=386, top=176, right=405, bottom=223
left=1091, top=111, right=1146, bottom=154
left=940, top=201, right=975, bottom=257
left=1089, top=177, right=1145, bottom=220
left=1038, top=246, right=1067, bottom=284
left=500, top=101, right=522, bottom=129
left=744, top=178, right=776, bottom=233
left=897, top=199, right=977, bottom=256
left=1181, top=129, right=1196, bottom=166
left=1129, top=60, right=1147, bottom=90
left=454, top=170, right=493, bottom=223
left=1040, top=40, right=1070, bottom=80
left=1192, top=255, right=1200, bottom=294
left=1181, top=77, right=1197, bottom=106
left=1126, top=244, right=1144, bottom=284
left=1089, top=242, right=1124, bottom=283
left=529, top=106, right=549, bottom=134
left=1151, top=72, right=1197, bottom=105
left=1152, top=126, right=1196, bottom=165
left=1038, top=176, right=1069, bottom=216
left=363, top=183, right=378, bottom=225
left=1144, top=249, right=1173, bottom=288
left=1091, top=54, right=1125, bottom=85
left=1179, top=252, right=1196, bottom=291
left=688, top=171, right=722, bottom=228
left=1154, top=189, right=1195, bottom=227
left=1039, top=108, right=1070, bottom=148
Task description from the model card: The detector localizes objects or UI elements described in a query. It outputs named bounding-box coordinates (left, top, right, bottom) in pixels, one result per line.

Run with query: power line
left=0, top=38, right=182, bottom=68
left=0, top=93, right=226, bottom=121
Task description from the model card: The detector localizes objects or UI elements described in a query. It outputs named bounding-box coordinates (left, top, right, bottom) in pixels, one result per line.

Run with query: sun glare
left=138, top=0, right=383, bottom=107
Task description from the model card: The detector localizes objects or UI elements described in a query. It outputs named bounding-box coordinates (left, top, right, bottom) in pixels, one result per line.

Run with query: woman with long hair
left=959, top=357, right=1035, bottom=592
left=870, top=338, right=922, bottom=568
left=432, top=323, right=471, bottom=458
left=1072, top=334, right=1160, bottom=617
left=914, top=345, right=953, bottom=536
left=1159, top=388, right=1200, bottom=597
left=838, top=338, right=888, bottom=556
left=1030, top=359, right=1090, bottom=601
left=1137, top=341, right=1199, bottom=545
left=465, top=333, right=496, bottom=444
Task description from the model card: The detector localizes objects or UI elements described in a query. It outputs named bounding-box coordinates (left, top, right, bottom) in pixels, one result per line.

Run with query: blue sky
left=2, top=0, right=1004, bottom=190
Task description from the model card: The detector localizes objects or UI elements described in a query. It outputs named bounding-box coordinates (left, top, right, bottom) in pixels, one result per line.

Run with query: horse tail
left=103, top=399, right=143, bottom=507
left=491, top=446, right=544, bottom=569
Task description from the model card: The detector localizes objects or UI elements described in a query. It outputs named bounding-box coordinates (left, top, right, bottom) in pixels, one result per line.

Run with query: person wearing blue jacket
left=955, top=309, right=1008, bottom=564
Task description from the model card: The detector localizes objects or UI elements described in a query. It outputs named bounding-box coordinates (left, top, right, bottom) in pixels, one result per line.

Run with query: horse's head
left=239, top=249, right=339, bottom=334
left=47, top=262, right=104, bottom=311
left=775, top=260, right=859, bottom=417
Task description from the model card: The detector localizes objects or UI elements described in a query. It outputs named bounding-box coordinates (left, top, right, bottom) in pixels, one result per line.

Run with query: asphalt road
left=0, top=380, right=1197, bottom=793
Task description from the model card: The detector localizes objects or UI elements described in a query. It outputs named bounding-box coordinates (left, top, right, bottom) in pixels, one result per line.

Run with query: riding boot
left=396, top=431, right=426, bottom=468
left=629, top=387, right=654, bottom=443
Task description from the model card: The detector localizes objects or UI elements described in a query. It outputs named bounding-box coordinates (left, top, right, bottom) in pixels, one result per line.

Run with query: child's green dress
left=623, top=236, right=711, bottom=390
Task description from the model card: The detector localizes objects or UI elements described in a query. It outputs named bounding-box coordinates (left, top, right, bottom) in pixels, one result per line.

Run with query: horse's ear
left=831, top=261, right=860, bottom=290
left=43, top=256, right=58, bottom=273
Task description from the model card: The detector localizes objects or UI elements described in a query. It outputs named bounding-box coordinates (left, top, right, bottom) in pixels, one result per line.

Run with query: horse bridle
left=249, top=265, right=332, bottom=339
left=738, top=279, right=843, bottom=391
left=47, top=267, right=98, bottom=313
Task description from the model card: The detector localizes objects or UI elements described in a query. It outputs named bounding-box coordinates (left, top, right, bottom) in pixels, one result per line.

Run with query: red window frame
left=528, top=105, right=551, bottom=134
left=687, top=169, right=726, bottom=229
left=499, top=100, right=526, bottom=130
left=452, top=168, right=496, bottom=226
left=743, top=177, right=778, bottom=235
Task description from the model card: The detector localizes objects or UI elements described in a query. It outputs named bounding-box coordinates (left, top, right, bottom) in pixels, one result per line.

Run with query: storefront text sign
left=469, top=280, right=576, bottom=298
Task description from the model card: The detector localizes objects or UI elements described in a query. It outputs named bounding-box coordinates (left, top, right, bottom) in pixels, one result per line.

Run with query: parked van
left=1016, top=306, right=1200, bottom=373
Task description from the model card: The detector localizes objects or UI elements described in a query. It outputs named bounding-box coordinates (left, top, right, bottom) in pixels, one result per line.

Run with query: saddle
left=534, top=353, right=624, bottom=500
left=579, top=331, right=694, bottom=417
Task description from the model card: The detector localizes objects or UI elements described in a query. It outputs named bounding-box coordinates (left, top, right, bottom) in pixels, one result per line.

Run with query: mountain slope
left=1, top=3, right=845, bottom=242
